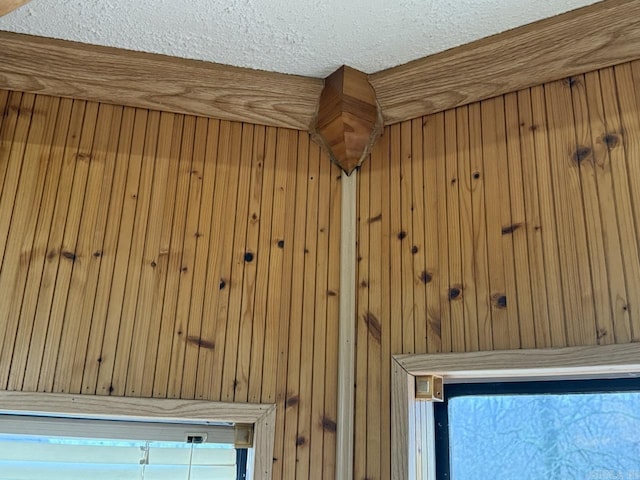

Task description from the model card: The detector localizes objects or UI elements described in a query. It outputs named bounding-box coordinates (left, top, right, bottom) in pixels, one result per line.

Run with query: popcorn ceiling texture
left=0, top=0, right=598, bottom=78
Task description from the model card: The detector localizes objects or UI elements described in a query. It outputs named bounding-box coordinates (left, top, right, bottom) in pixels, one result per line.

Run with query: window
left=390, top=343, right=640, bottom=480
left=0, top=391, right=275, bottom=480
left=0, top=414, right=246, bottom=480
left=434, top=378, right=640, bottom=480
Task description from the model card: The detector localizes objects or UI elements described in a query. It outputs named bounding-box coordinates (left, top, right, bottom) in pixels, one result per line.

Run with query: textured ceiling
left=0, top=0, right=600, bottom=78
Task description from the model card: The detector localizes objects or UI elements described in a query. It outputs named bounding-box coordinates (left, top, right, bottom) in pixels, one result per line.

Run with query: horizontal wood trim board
left=0, top=0, right=30, bottom=16
left=370, top=0, right=640, bottom=125
left=395, top=343, right=640, bottom=379
left=0, top=31, right=323, bottom=130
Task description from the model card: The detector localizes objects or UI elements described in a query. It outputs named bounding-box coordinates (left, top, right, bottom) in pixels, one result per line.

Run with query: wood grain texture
left=0, top=0, right=29, bottom=16
left=0, top=31, right=323, bottom=130
left=395, top=343, right=640, bottom=378
left=357, top=59, right=640, bottom=479
left=312, top=66, right=383, bottom=174
left=0, top=90, right=340, bottom=480
left=370, top=0, right=640, bottom=125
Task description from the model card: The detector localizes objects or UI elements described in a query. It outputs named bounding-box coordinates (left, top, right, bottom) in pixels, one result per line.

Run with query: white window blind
left=0, top=415, right=240, bottom=480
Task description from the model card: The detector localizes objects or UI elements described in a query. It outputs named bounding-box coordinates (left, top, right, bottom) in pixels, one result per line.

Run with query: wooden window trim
left=0, top=391, right=276, bottom=480
left=391, top=343, right=640, bottom=480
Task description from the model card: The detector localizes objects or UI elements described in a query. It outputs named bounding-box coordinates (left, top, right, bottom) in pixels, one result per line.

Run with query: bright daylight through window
left=434, top=378, right=640, bottom=480
left=0, top=415, right=247, bottom=480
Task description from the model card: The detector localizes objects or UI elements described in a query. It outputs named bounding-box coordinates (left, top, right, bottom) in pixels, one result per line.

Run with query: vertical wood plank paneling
left=7, top=98, right=73, bottom=391
left=247, top=126, right=277, bottom=404
left=234, top=125, right=265, bottom=403
left=40, top=101, right=100, bottom=393
left=455, top=106, right=479, bottom=352
left=80, top=107, right=136, bottom=395
left=54, top=103, right=117, bottom=393
left=544, top=79, right=597, bottom=347
left=357, top=60, right=640, bottom=479
left=614, top=63, right=640, bottom=342
left=295, top=134, right=318, bottom=479
left=152, top=115, right=195, bottom=398
left=530, top=86, right=567, bottom=347
left=570, top=74, right=618, bottom=346
left=504, top=93, right=536, bottom=349
left=95, top=108, right=148, bottom=396
left=308, top=145, right=331, bottom=480
left=444, top=110, right=464, bottom=352
left=1, top=95, right=61, bottom=388
left=410, top=119, right=428, bottom=354
left=354, top=147, right=369, bottom=480
left=5, top=56, right=640, bottom=480
left=323, top=160, right=341, bottom=478
left=516, top=90, right=552, bottom=348
left=0, top=90, right=339, bottom=480
left=220, top=123, right=254, bottom=403
left=599, top=68, right=640, bottom=344
left=468, top=102, right=492, bottom=351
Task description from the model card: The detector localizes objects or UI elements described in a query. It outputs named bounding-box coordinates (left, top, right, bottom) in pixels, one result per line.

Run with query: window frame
left=391, top=343, right=640, bottom=480
left=0, top=390, right=275, bottom=480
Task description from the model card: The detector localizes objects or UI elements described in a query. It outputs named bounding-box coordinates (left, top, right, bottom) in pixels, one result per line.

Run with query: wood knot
left=244, top=251, right=254, bottom=262
left=566, top=76, right=580, bottom=88
left=411, top=245, right=419, bottom=255
left=150, top=261, right=157, bottom=268
left=603, top=133, right=620, bottom=149
left=501, top=223, right=523, bottom=235
left=327, top=289, right=337, bottom=297
left=277, top=240, right=285, bottom=248
left=472, top=172, right=481, bottom=180
left=61, top=251, right=76, bottom=262
left=186, top=336, right=215, bottom=350
left=219, top=279, right=226, bottom=290
left=295, top=436, right=306, bottom=446
left=286, top=395, right=299, bottom=407
left=321, top=416, right=337, bottom=432
left=93, top=251, right=102, bottom=258
left=397, top=231, right=407, bottom=240
left=368, top=213, right=382, bottom=224
left=596, top=328, right=607, bottom=341
left=360, top=280, right=368, bottom=288
left=449, top=286, right=462, bottom=300
left=573, top=146, right=592, bottom=165
left=420, top=271, right=433, bottom=284
left=364, top=311, right=382, bottom=342
left=492, top=294, right=507, bottom=308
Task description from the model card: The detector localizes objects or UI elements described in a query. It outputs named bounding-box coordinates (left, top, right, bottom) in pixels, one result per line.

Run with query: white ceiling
left=0, top=0, right=599, bottom=78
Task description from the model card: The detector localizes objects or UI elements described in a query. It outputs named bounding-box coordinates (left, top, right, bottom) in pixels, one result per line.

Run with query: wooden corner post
left=311, top=65, right=383, bottom=174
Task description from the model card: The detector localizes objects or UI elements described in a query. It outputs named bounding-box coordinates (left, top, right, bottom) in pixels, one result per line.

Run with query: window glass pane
left=448, top=392, right=640, bottom=480
left=0, top=434, right=238, bottom=480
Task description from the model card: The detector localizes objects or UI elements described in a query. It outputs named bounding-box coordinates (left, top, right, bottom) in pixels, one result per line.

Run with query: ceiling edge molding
left=0, top=0, right=29, bottom=17
left=0, top=31, right=323, bottom=130
left=370, top=0, right=640, bottom=125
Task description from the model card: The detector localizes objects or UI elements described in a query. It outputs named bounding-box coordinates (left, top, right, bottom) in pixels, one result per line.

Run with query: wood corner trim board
left=0, top=30, right=324, bottom=131
left=311, top=66, right=383, bottom=174
left=0, top=0, right=29, bottom=17
left=1, top=0, right=639, bottom=129
left=371, top=0, right=640, bottom=125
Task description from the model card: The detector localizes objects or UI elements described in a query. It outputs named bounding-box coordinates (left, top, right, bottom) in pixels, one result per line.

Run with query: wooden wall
left=4, top=60, right=640, bottom=480
left=356, top=61, right=640, bottom=479
left=0, top=90, right=342, bottom=479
